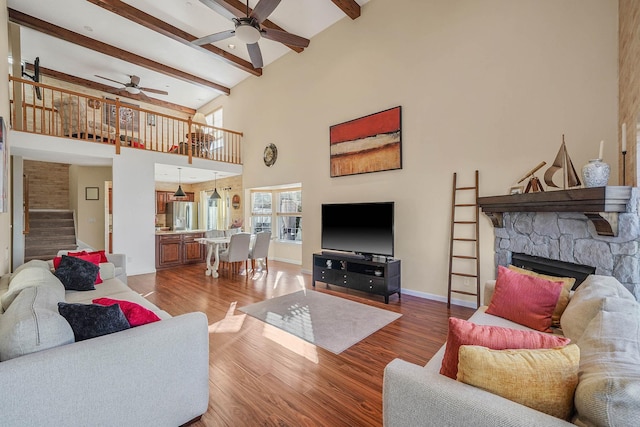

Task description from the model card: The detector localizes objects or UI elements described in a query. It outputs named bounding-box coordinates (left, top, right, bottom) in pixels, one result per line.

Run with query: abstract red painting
left=329, top=106, right=402, bottom=177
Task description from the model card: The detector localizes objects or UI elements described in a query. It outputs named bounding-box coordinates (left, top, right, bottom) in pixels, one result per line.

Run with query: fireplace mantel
left=477, top=186, right=633, bottom=236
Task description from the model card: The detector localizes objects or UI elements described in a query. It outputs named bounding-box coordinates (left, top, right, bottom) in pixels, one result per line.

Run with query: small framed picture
left=509, top=185, right=524, bottom=195
left=147, top=114, right=156, bottom=126
left=85, top=187, right=99, bottom=200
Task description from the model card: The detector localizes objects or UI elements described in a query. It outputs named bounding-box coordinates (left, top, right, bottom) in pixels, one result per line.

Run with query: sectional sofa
left=383, top=273, right=640, bottom=426
left=0, top=258, right=209, bottom=427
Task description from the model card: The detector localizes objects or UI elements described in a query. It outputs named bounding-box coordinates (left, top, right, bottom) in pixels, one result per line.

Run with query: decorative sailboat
left=544, top=135, right=582, bottom=189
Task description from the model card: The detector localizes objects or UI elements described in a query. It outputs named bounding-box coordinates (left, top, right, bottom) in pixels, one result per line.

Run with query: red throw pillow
left=67, top=250, right=88, bottom=257
left=439, top=317, right=571, bottom=379
left=87, top=250, right=109, bottom=263
left=54, top=253, right=103, bottom=284
left=92, top=298, right=161, bottom=327
left=485, top=265, right=563, bottom=332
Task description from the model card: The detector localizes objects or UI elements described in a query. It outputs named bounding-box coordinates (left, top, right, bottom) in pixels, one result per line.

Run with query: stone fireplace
left=480, top=187, right=640, bottom=299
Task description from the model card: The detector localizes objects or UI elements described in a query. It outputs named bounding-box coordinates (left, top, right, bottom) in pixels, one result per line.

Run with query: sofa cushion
left=98, top=262, right=116, bottom=280
left=560, top=274, right=636, bottom=342
left=11, top=259, right=51, bottom=279
left=58, top=302, right=130, bottom=341
left=508, top=265, right=575, bottom=328
left=93, top=297, right=161, bottom=327
left=1, top=267, right=65, bottom=311
left=486, top=266, right=563, bottom=332
left=439, top=317, right=571, bottom=379
left=573, top=307, right=640, bottom=426
left=54, top=256, right=100, bottom=291
left=457, top=344, right=580, bottom=420
left=0, top=286, right=74, bottom=361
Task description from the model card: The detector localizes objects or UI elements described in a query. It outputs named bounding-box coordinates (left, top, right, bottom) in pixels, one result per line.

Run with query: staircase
left=24, top=210, right=78, bottom=262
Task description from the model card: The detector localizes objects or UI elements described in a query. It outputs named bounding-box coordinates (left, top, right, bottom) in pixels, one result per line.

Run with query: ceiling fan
left=95, top=74, right=169, bottom=97
left=194, top=0, right=310, bottom=68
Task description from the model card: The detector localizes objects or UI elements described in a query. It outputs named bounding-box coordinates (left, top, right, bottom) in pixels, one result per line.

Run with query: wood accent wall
left=619, top=0, right=640, bottom=186
left=24, top=160, right=69, bottom=209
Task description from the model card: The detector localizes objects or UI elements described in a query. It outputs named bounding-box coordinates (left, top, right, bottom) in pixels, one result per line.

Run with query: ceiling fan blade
left=193, top=29, right=235, bottom=45
left=247, top=42, right=263, bottom=68
left=95, top=75, right=126, bottom=85
left=250, top=0, right=281, bottom=24
left=130, top=75, right=141, bottom=86
left=261, top=28, right=310, bottom=48
left=198, top=0, right=244, bottom=20
left=140, top=87, right=169, bottom=96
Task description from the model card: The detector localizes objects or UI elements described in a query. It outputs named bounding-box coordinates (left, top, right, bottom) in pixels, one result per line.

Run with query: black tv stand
left=313, top=252, right=401, bottom=303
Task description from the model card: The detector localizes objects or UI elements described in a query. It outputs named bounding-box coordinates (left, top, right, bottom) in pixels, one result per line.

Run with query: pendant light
left=209, top=172, right=221, bottom=201
left=174, top=167, right=186, bottom=198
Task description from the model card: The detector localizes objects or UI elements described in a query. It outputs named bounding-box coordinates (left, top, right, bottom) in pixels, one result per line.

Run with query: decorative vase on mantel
left=582, top=159, right=610, bottom=188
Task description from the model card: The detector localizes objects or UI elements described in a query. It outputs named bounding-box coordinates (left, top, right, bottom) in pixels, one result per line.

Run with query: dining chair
left=218, top=233, right=251, bottom=274
left=249, top=231, right=271, bottom=272
left=205, top=229, right=225, bottom=238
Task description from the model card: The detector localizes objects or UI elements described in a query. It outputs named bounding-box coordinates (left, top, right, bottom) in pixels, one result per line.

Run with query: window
left=250, top=188, right=302, bottom=242
left=278, top=190, right=302, bottom=242
left=206, top=108, right=224, bottom=151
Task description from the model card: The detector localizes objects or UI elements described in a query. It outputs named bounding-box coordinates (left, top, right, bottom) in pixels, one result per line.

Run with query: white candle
left=622, top=123, right=627, bottom=153
left=599, top=140, right=604, bottom=160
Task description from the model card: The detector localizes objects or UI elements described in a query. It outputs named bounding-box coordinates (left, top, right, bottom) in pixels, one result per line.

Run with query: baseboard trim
left=400, top=288, right=479, bottom=309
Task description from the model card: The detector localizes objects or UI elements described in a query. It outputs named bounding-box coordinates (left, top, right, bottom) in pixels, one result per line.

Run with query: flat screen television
left=321, top=202, right=394, bottom=258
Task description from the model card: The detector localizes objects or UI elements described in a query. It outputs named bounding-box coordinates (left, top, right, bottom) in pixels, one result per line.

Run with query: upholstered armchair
left=53, top=96, right=117, bottom=140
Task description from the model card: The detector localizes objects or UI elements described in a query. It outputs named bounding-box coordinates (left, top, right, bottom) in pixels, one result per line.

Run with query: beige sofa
left=383, top=275, right=640, bottom=426
left=53, top=96, right=117, bottom=140
left=0, top=259, right=209, bottom=426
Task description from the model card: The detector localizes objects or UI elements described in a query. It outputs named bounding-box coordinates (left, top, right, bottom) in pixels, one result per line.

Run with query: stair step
left=30, top=219, right=75, bottom=228
left=29, top=211, right=74, bottom=220
left=27, top=227, right=76, bottom=237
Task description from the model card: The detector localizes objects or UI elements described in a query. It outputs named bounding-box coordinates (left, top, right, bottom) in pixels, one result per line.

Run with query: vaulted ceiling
left=8, top=0, right=368, bottom=112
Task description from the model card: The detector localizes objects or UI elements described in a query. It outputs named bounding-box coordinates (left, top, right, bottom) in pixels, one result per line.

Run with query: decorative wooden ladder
left=447, top=170, right=481, bottom=308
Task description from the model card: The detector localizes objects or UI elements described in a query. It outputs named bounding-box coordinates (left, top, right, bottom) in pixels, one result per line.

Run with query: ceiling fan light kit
left=196, top=0, right=310, bottom=69
left=235, top=19, right=261, bottom=44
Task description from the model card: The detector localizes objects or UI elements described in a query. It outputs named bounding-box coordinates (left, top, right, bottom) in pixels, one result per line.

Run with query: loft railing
left=9, top=76, right=243, bottom=165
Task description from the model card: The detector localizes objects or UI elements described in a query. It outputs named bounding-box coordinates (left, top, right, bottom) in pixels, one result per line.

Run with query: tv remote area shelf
left=312, top=253, right=401, bottom=303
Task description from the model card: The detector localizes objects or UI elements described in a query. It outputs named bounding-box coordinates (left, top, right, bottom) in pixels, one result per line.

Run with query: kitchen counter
left=155, top=229, right=208, bottom=235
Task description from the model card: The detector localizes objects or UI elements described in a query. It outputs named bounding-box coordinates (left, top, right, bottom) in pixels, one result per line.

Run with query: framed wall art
left=85, top=187, right=99, bottom=200
left=329, top=106, right=402, bottom=178
left=103, top=99, right=140, bottom=132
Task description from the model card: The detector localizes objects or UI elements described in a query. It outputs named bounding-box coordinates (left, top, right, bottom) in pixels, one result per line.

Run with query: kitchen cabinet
left=156, top=232, right=205, bottom=269
left=156, top=191, right=195, bottom=213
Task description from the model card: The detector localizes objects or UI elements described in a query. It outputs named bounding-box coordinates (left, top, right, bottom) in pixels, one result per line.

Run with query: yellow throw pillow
left=508, top=265, right=575, bottom=327
left=456, top=344, right=580, bottom=420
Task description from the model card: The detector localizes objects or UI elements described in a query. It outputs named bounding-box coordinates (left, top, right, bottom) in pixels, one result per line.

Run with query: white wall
left=0, top=0, right=12, bottom=275
left=201, top=0, right=619, bottom=304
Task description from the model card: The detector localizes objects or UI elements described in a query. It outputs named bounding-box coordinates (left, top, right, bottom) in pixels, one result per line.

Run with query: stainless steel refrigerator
left=166, top=202, right=199, bottom=231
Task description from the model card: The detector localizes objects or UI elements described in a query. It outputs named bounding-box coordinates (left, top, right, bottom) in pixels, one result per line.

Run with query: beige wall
left=24, top=161, right=70, bottom=209
left=202, top=0, right=619, bottom=303
left=620, top=0, right=640, bottom=185
left=69, top=165, right=112, bottom=250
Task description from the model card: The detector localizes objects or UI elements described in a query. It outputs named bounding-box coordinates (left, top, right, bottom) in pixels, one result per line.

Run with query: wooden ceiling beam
left=24, top=63, right=196, bottom=115
left=331, top=0, right=361, bottom=19
left=8, top=8, right=231, bottom=95
left=220, top=0, right=304, bottom=53
left=86, top=0, right=261, bottom=76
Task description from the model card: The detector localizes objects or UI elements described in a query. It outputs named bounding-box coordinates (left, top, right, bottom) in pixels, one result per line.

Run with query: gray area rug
left=239, top=290, right=402, bottom=354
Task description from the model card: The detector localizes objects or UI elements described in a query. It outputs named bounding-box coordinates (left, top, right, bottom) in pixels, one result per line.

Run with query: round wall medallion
left=263, top=143, right=278, bottom=167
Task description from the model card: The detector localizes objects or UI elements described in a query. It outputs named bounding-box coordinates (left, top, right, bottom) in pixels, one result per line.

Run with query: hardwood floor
left=128, top=261, right=475, bottom=427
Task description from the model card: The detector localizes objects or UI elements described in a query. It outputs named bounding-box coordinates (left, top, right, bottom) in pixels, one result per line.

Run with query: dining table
left=195, top=236, right=230, bottom=278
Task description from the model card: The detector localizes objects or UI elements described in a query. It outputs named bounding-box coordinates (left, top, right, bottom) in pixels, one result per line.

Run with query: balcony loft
left=9, top=76, right=243, bottom=165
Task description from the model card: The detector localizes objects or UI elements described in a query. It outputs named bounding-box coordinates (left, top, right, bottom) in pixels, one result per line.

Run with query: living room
left=0, top=0, right=639, bottom=425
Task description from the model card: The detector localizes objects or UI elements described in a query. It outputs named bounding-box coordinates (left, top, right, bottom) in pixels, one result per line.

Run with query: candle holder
left=622, top=150, right=627, bottom=186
